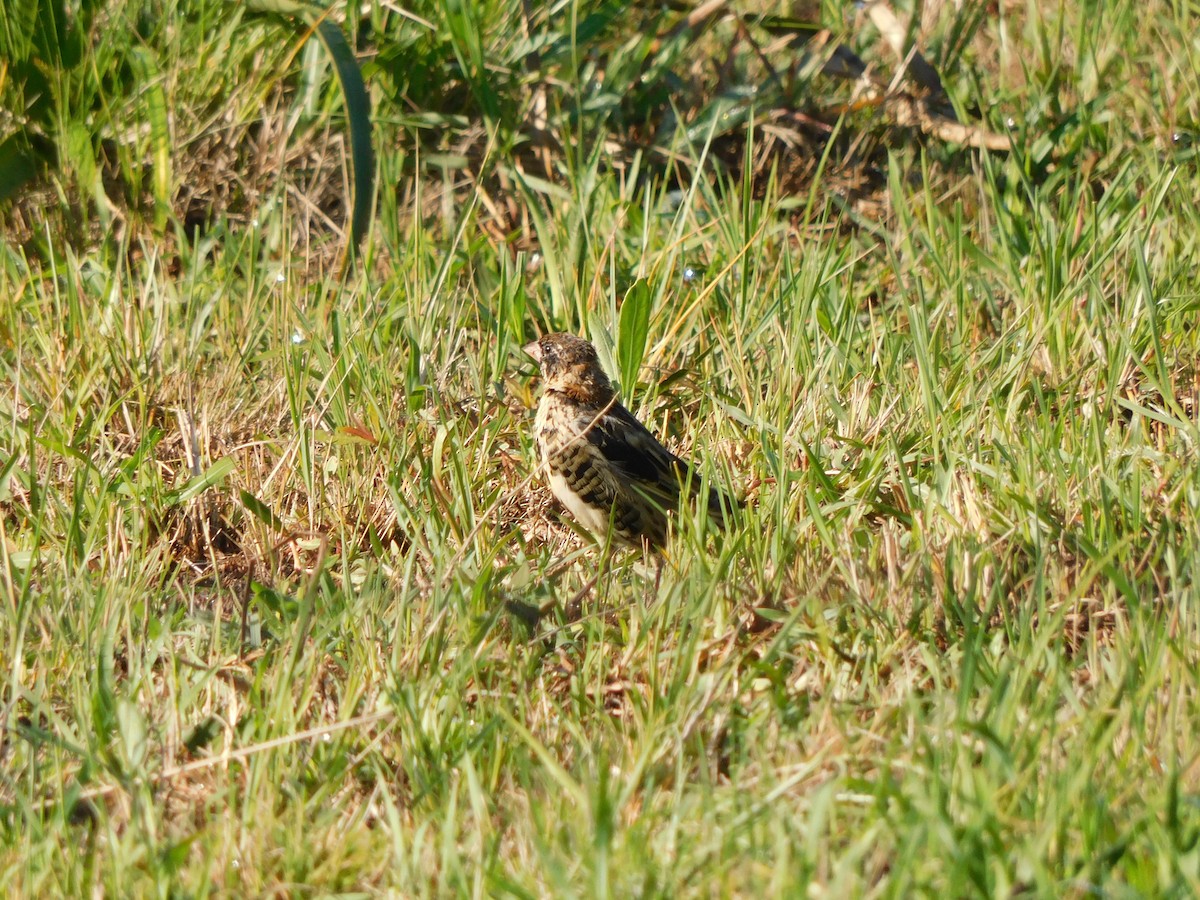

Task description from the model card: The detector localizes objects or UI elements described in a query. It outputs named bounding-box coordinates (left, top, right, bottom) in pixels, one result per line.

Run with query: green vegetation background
left=2, top=0, right=1200, bottom=895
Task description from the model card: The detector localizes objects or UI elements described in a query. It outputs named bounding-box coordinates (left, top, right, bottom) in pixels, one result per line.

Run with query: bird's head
left=523, top=333, right=614, bottom=401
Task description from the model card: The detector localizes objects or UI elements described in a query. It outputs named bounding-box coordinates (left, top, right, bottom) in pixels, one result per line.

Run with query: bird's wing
left=586, top=402, right=692, bottom=509
left=589, top=402, right=739, bottom=526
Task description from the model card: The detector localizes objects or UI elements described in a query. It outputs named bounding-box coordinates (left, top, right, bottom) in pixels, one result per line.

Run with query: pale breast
left=534, top=396, right=617, bottom=537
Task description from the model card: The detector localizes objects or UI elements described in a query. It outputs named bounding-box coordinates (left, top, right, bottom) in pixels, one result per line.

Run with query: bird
left=523, top=332, right=736, bottom=549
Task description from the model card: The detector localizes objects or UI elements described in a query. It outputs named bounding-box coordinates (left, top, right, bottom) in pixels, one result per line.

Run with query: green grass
left=3, top=0, right=1200, bottom=895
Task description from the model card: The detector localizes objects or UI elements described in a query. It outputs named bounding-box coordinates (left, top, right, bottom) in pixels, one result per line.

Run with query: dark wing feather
left=587, top=403, right=688, bottom=503
left=588, top=401, right=737, bottom=527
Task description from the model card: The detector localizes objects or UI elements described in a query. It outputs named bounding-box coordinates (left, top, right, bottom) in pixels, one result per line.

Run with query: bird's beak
left=522, top=340, right=542, bottom=365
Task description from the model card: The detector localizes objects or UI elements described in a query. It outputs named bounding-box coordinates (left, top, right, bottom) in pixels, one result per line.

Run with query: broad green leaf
left=127, top=47, right=172, bottom=230
left=617, top=277, right=652, bottom=392
left=169, top=457, right=235, bottom=505
left=240, top=489, right=285, bottom=531
left=116, top=698, right=148, bottom=769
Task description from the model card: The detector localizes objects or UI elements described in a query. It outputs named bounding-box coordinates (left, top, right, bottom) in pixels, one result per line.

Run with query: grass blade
left=245, top=0, right=375, bottom=254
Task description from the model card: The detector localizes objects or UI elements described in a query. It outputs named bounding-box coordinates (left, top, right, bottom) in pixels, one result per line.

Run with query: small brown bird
left=524, top=332, right=735, bottom=548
